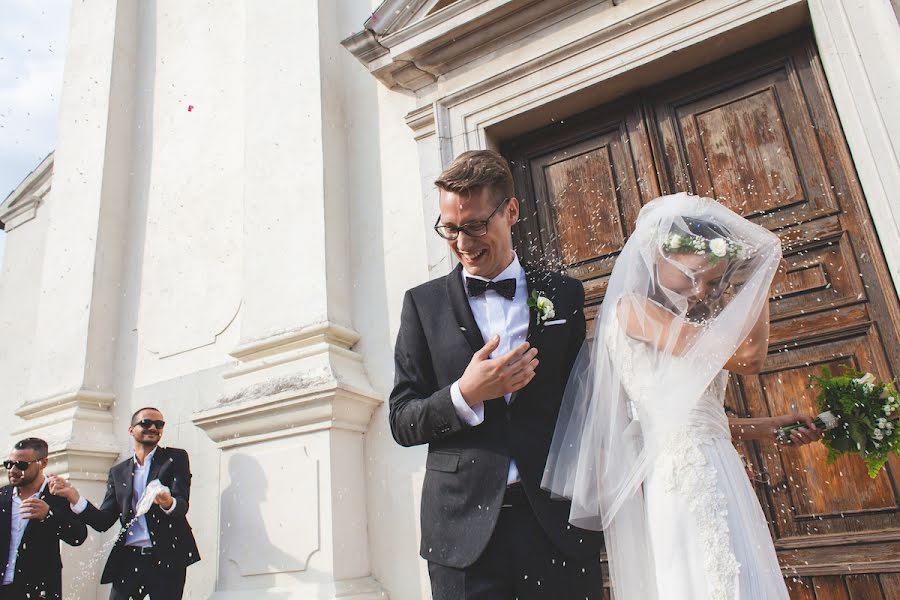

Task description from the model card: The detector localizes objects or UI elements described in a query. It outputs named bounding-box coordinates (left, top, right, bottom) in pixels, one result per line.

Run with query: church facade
left=1, top=1, right=899, bottom=598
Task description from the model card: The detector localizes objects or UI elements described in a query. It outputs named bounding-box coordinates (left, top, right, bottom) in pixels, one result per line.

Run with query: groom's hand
left=458, top=336, right=539, bottom=406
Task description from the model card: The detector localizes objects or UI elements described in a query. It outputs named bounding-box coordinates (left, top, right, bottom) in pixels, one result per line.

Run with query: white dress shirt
left=450, top=253, right=529, bottom=485
left=3, top=479, right=48, bottom=585
left=71, top=447, right=176, bottom=547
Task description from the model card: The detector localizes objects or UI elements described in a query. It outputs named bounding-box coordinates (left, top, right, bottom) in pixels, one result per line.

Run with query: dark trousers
left=108, top=548, right=187, bottom=600
left=0, top=583, right=22, bottom=600
left=0, top=580, right=61, bottom=600
left=428, top=484, right=603, bottom=600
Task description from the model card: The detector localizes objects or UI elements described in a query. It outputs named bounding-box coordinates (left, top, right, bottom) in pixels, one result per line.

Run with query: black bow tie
left=466, top=277, right=516, bottom=300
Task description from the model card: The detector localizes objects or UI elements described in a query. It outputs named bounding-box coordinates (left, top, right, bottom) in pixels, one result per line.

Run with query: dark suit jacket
left=0, top=483, right=88, bottom=599
left=390, top=262, right=605, bottom=568
left=77, top=446, right=200, bottom=584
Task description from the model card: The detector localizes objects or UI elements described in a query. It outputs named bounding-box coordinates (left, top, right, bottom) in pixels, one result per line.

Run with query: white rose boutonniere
left=527, top=291, right=555, bottom=325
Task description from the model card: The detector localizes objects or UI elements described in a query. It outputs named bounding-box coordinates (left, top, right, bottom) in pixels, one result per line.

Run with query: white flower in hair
left=709, top=238, right=728, bottom=257
left=667, top=233, right=682, bottom=249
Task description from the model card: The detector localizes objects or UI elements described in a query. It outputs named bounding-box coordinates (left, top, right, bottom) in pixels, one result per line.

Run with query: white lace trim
left=658, top=428, right=740, bottom=600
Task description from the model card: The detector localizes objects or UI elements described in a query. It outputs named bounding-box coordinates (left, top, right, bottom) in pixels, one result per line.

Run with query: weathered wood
left=505, top=30, right=900, bottom=600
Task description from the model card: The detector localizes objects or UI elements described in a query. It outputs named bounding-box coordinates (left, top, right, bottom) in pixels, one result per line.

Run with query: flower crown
left=661, top=232, right=747, bottom=264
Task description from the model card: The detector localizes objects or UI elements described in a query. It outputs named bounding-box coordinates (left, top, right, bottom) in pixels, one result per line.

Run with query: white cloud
left=0, top=0, right=70, bottom=201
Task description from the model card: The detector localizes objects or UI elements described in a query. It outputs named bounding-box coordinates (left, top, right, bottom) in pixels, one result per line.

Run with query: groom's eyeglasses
left=3, top=459, right=41, bottom=471
left=434, top=197, right=510, bottom=240
left=135, top=419, right=166, bottom=430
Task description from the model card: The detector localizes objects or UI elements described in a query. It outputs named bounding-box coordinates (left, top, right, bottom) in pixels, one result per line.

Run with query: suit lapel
left=121, top=458, right=135, bottom=520
left=148, top=447, right=164, bottom=483
left=509, top=266, right=558, bottom=404
left=18, top=481, right=50, bottom=551
left=0, top=487, right=11, bottom=568
left=523, top=264, right=553, bottom=348
left=447, top=263, right=486, bottom=354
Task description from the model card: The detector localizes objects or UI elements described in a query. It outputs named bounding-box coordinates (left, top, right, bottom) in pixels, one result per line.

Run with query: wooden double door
left=503, top=32, right=900, bottom=599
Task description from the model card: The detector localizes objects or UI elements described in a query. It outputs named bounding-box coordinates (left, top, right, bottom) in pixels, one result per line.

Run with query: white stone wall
left=1, top=1, right=898, bottom=599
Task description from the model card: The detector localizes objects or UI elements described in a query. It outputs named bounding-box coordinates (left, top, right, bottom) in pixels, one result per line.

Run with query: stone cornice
left=194, top=322, right=383, bottom=448
left=15, top=388, right=115, bottom=419
left=5, top=387, right=121, bottom=480
left=342, top=0, right=611, bottom=92
left=0, top=152, right=53, bottom=231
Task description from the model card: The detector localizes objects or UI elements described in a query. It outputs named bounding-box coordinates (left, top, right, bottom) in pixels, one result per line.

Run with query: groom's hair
left=435, top=150, right=514, bottom=200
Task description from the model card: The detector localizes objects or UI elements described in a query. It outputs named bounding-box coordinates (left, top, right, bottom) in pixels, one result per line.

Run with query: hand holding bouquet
left=777, top=367, right=899, bottom=478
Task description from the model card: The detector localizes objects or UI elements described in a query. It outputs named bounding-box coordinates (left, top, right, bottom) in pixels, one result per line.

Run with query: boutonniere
left=527, top=291, right=555, bottom=325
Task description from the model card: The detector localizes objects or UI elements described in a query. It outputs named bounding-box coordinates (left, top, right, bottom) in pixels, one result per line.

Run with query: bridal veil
left=542, top=193, right=782, bottom=598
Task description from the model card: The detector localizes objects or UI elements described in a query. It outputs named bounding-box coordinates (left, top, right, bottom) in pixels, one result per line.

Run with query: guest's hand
left=48, top=475, right=81, bottom=505
left=21, top=497, right=50, bottom=521
left=458, top=336, right=539, bottom=405
left=771, top=414, right=823, bottom=446
left=154, top=489, right=174, bottom=510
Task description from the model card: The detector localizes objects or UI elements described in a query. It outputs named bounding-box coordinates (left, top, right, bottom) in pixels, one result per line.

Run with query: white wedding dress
left=606, top=317, right=789, bottom=600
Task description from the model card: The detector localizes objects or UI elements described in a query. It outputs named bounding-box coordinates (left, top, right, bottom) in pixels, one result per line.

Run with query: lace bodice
left=604, top=316, right=731, bottom=440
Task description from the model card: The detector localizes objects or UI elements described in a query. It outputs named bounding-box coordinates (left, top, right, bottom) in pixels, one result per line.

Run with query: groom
left=390, top=150, right=604, bottom=599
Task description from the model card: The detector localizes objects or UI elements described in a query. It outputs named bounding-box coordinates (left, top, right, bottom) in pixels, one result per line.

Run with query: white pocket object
left=543, top=319, right=567, bottom=326
left=135, top=479, right=169, bottom=517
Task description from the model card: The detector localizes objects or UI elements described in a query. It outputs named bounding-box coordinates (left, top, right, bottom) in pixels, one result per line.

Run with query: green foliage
left=811, top=366, right=899, bottom=479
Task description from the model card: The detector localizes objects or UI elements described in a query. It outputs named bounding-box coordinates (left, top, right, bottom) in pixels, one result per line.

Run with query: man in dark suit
left=391, top=150, right=604, bottom=599
left=0, top=437, right=87, bottom=599
left=50, top=407, right=199, bottom=599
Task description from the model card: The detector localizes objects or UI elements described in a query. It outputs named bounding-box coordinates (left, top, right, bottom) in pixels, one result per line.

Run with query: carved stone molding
left=192, top=322, right=382, bottom=448
left=342, top=0, right=609, bottom=92
left=0, top=153, right=53, bottom=232
left=11, top=388, right=120, bottom=481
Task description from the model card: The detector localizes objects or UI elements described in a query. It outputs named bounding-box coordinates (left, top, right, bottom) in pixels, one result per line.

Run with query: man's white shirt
left=450, top=254, right=529, bottom=485
left=71, top=447, right=176, bottom=547
left=3, top=478, right=48, bottom=585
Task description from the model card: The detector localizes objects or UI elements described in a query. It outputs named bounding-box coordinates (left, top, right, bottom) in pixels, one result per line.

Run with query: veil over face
left=541, top=193, right=782, bottom=597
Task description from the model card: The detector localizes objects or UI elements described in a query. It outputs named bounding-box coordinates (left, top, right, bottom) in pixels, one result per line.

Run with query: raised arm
left=49, top=471, right=122, bottom=533
left=618, top=294, right=771, bottom=375
left=723, top=301, right=769, bottom=374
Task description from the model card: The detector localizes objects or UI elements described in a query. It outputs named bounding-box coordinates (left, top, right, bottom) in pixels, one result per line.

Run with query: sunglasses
left=134, top=419, right=166, bottom=430
left=3, top=459, right=41, bottom=471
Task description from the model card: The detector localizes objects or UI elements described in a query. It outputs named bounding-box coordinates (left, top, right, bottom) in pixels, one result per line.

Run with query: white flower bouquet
left=778, top=367, right=899, bottom=478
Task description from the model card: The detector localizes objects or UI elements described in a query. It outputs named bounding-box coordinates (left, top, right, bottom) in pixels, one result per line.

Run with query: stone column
left=192, top=1, right=386, bottom=598
left=14, top=1, right=140, bottom=598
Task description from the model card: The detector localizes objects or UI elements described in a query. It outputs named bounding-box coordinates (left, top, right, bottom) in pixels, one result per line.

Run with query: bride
left=542, top=193, right=821, bottom=599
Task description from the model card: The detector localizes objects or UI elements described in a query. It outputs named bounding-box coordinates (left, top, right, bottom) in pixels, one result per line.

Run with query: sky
left=0, top=0, right=71, bottom=269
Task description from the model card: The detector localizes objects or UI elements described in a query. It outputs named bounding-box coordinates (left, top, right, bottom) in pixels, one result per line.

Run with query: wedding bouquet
left=778, top=367, right=899, bottom=478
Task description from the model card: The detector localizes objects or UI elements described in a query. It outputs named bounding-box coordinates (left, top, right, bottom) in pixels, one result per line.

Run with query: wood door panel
left=810, top=576, right=850, bottom=600
left=651, top=40, right=842, bottom=230
left=785, top=577, right=816, bottom=600
left=692, top=87, right=805, bottom=211
left=539, top=140, right=629, bottom=265
left=880, top=573, right=900, bottom=598
left=770, top=232, right=866, bottom=323
left=743, top=332, right=899, bottom=539
left=505, top=99, right=659, bottom=331
left=782, top=538, right=900, bottom=576
left=846, top=574, right=884, bottom=599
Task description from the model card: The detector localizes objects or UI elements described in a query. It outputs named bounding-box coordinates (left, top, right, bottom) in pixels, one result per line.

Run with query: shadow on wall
left=219, top=452, right=305, bottom=597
